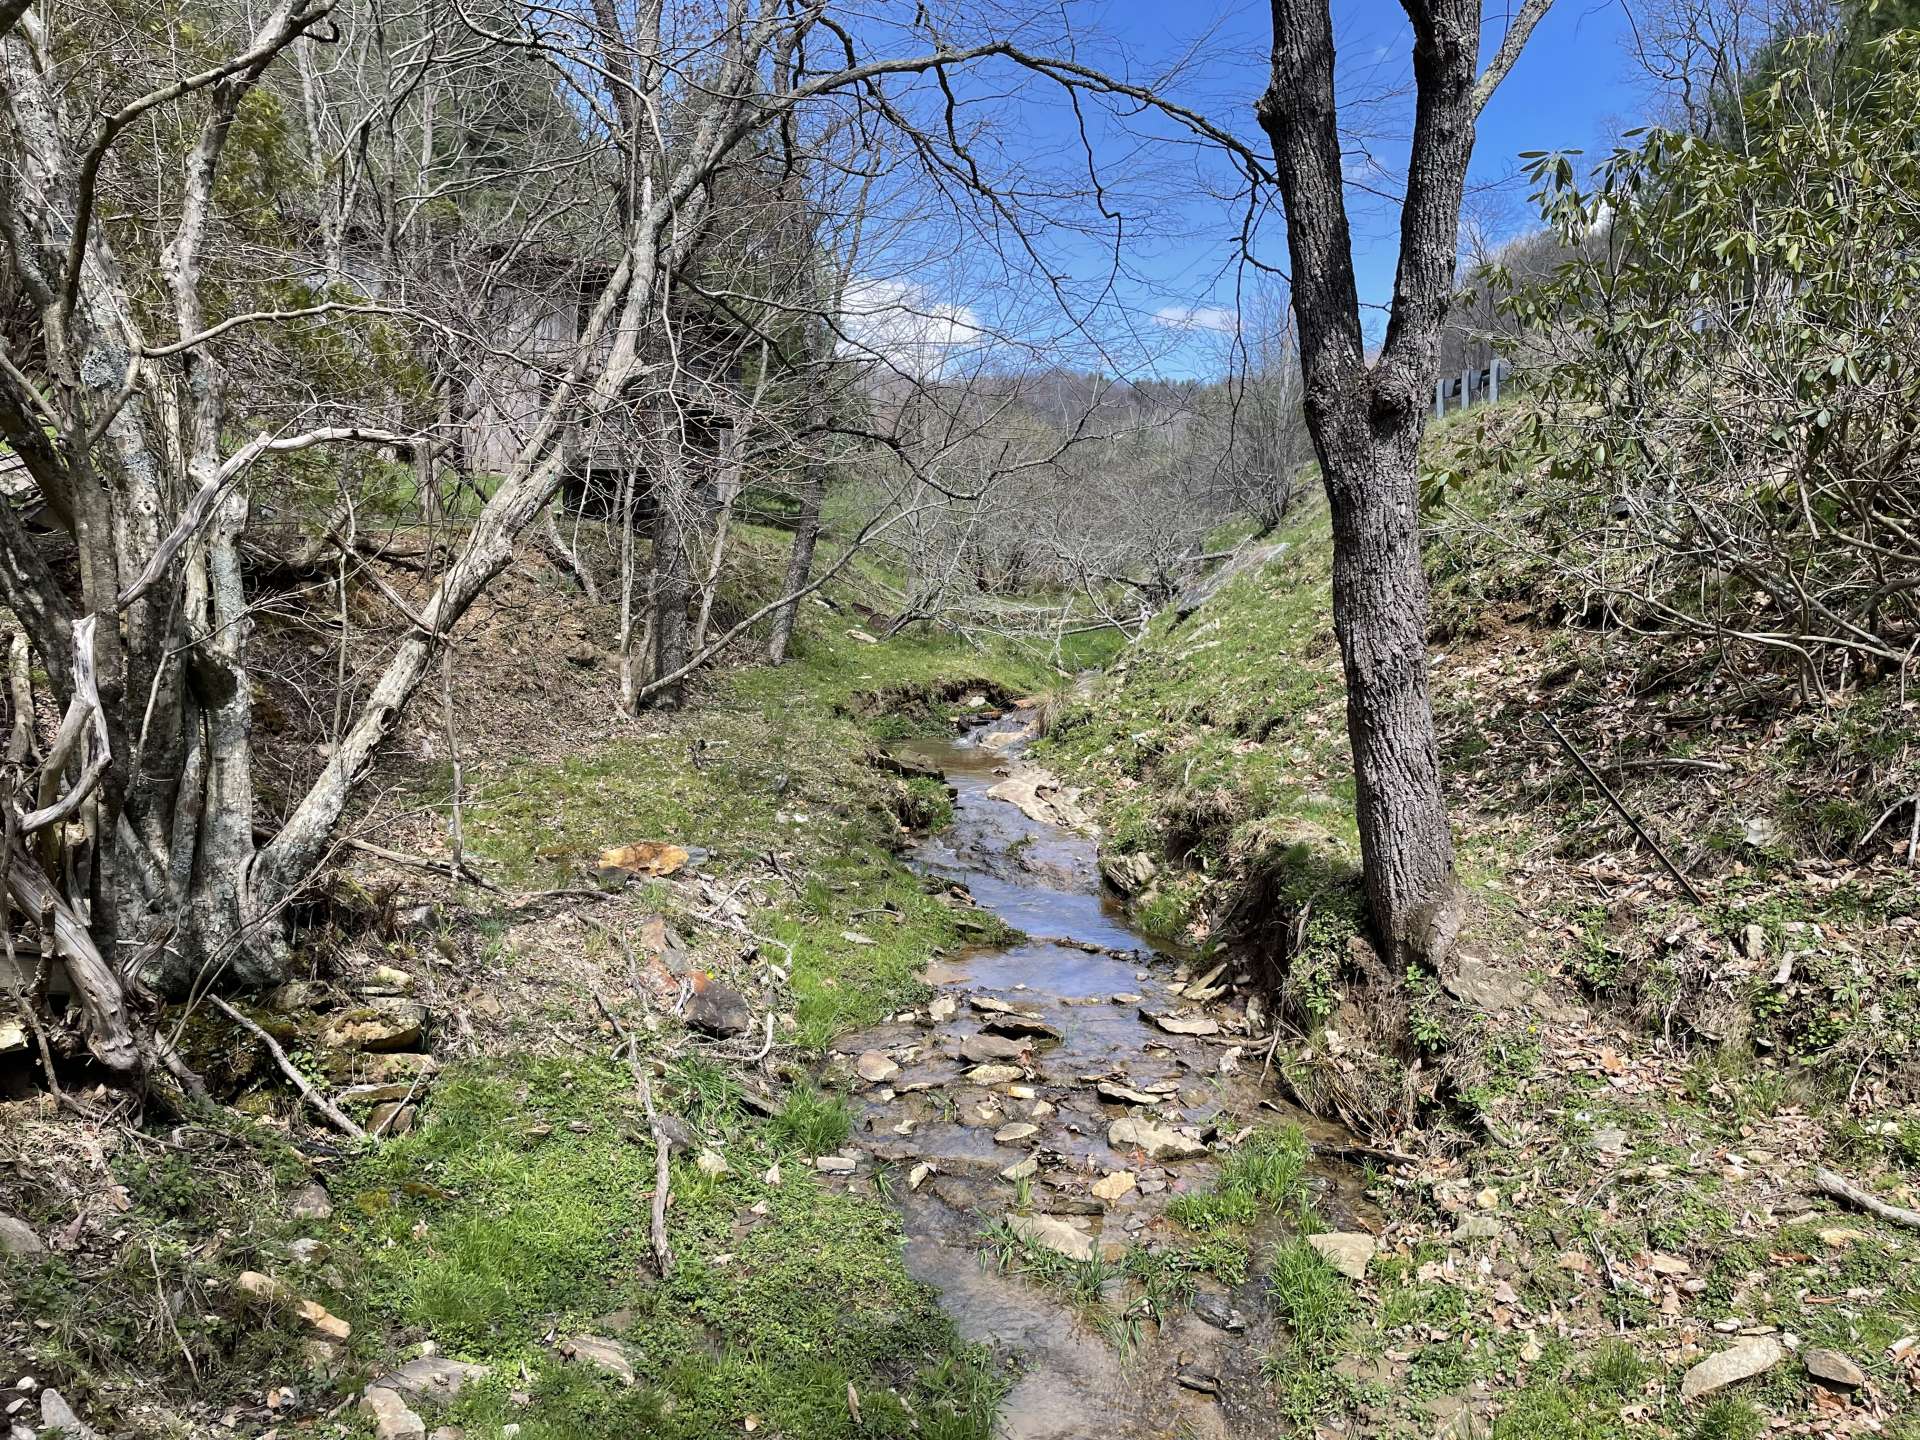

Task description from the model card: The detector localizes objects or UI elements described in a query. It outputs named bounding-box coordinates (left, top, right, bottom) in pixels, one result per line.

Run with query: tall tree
left=1255, top=0, right=1550, bottom=967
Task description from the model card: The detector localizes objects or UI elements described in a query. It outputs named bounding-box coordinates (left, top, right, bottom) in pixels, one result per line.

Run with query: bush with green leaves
left=1444, top=29, right=1920, bottom=701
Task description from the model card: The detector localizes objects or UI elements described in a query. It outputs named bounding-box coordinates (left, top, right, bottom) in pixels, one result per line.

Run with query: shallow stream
left=838, top=712, right=1370, bottom=1437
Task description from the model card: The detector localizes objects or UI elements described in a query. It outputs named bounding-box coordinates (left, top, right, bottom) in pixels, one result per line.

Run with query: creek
left=838, top=710, right=1371, bottom=1437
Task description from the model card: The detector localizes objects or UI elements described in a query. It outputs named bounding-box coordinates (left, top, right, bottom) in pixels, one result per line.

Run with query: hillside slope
left=1040, top=415, right=1920, bottom=1437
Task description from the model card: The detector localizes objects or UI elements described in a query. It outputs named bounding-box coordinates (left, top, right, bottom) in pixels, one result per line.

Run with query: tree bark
left=1256, top=0, right=1545, bottom=966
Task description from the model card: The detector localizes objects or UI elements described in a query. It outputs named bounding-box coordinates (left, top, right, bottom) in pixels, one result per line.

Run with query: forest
left=0, top=0, right=1916, bottom=1437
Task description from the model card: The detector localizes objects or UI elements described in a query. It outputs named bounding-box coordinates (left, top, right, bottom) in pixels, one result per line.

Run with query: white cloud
left=1152, top=304, right=1239, bottom=335
left=839, top=277, right=984, bottom=379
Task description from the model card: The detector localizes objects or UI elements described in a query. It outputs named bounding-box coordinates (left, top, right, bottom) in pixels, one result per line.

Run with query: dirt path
left=832, top=713, right=1372, bottom=1437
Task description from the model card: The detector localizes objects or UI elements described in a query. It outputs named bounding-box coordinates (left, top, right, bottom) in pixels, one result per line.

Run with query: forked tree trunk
left=1257, top=0, right=1549, bottom=967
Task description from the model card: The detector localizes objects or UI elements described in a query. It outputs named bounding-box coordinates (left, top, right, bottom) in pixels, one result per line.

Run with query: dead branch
left=630, top=1061, right=675, bottom=1276
left=1814, top=1166, right=1920, bottom=1230
left=1545, top=715, right=1707, bottom=905
left=206, top=995, right=368, bottom=1140
left=342, top=836, right=501, bottom=891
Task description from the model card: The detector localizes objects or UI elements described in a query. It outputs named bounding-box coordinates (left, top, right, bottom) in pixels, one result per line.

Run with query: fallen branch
left=342, top=836, right=501, bottom=891
left=1545, top=716, right=1706, bottom=905
left=207, top=995, right=367, bottom=1140
left=1815, top=1166, right=1920, bottom=1230
left=631, top=1061, right=675, bottom=1276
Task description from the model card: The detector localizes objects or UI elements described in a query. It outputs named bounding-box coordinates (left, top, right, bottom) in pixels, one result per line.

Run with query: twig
left=206, top=995, right=367, bottom=1140
left=441, top=645, right=465, bottom=878
left=1260, top=1027, right=1283, bottom=1083
left=150, top=1239, right=199, bottom=1381
left=1815, top=1166, right=1920, bottom=1230
left=749, top=1012, right=774, bottom=1065
left=342, top=836, right=501, bottom=892
left=1546, top=716, right=1706, bottom=905
left=630, top=1061, right=675, bottom=1276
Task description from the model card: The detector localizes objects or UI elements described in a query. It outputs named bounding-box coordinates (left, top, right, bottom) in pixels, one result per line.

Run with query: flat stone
left=318, top=997, right=427, bottom=1053
left=908, top=1163, right=932, bottom=1191
left=967, top=1063, right=1024, bottom=1085
left=928, top=995, right=957, bottom=1023
left=39, top=1390, right=101, bottom=1440
left=958, top=1033, right=1027, bottom=1063
left=1307, top=1231, right=1376, bottom=1280
left=994, top=1122, right=1039, bottom=1144
left=1142, top=1010, right=1219, bottom=1037
left=1192, top=1292, right=1246, bottom=1332
left=1095, top=1081, right=1161, bottom=1106
left=560, top=1335, right=635, bottom=1384
left=1803, top=1347, right=1866, bottom=1389
left=685, top=980, right=753, bottom=1038
left=814, top=1155, right=857, bottom=1175
left=377, top=1357, right=490, bottom=1403
left=359, top=1386, right=426, bottom=1440
left=980, top=1014, right=1062, bottom=1042
left=0, top=1213, right=46, bottom=1258
left=1007, top=1213, right=1095, bottom=1263
left=1108, top=1116, right=1208, bottom=1161
left=1000, top=1154, right=1038, bottom=1182
left=1173, top=1363, right=1220, bottom=1395
left=289, top=1238, right=328, bottom=1265
left=854, top=1051, right=900, bottom=1083
left=695, top=1148, right=728, bottom=1178
left=370, top=1101, right=417, bottom=1136
left=1091, top=1171, right=1136, bottom=1202
left=1680, top=1337, right=1783, bottom=1400
left=298, top=1297, right=351, bottom=1341
left=969, top=995, right=1027, bottom=1016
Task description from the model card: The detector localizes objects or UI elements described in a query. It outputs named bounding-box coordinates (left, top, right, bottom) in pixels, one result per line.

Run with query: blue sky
left=884, top=1, right=1650, bottom=379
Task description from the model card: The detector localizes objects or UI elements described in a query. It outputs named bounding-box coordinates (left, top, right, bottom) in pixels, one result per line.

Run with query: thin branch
left=206, top=994, right=368, bottom=1140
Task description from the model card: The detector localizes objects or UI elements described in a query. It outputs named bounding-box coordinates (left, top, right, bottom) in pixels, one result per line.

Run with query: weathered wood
left=1815, top=1166, right=1920, bottom=1231
left=3, top=842, right=136, bottom=1072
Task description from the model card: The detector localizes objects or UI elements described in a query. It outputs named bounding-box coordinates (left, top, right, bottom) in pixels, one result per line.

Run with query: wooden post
left=1461, top=367, right=1473, bottom=409
left=1434, top=379, right=1446, bottom=419
left=1487, top=355, right=1500, bottom=405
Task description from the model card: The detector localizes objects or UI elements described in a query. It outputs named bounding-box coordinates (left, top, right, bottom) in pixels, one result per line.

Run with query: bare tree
left=1255, top=0, right=1551, bottom=968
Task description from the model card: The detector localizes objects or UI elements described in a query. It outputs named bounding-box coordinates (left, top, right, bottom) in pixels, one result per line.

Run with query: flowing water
left=837, top=712, right=1372, bottom=1438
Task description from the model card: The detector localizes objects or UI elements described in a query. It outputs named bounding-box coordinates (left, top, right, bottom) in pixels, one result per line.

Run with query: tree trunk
left=1256, top=0, right=1546, bottom=966
left=1316, top=413, right=1463, bottom=966
left=767, top=426, right=825, bottom=666
left=649, top=455, right=691, bottom=710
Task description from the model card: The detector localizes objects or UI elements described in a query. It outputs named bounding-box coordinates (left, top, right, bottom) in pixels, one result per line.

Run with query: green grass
left=335, top=1054, right=1004, bottom=1438
left=1261, top=1235, right=1357, bottom=1428
left=1166, top=1124, right=1311, bottom=1232
left=769, top=1085, right=854, bottom=1155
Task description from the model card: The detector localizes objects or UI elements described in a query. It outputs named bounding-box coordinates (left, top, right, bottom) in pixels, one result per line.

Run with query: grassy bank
left=0, top=541, right=1099, bottom=1439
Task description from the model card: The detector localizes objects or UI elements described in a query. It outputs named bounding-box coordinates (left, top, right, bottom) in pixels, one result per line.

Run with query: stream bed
left=833, top=711, right=1373, bottom=1438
